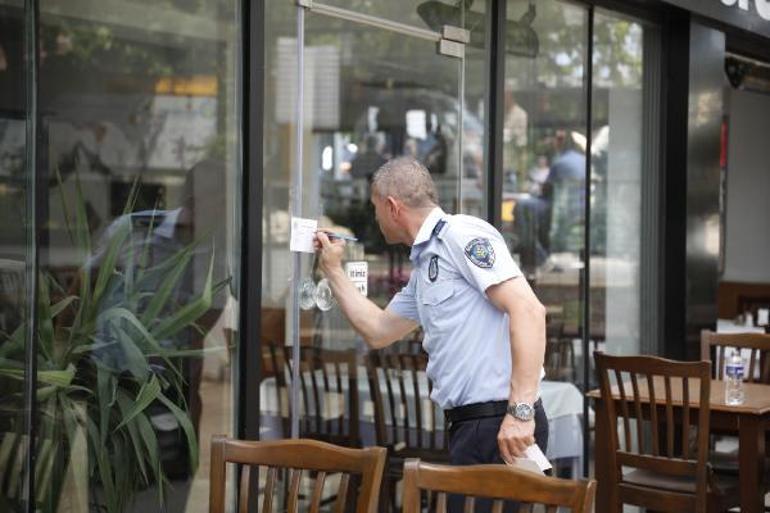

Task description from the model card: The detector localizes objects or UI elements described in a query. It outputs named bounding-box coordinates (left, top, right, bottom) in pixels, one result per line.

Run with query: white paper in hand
left=508, top=456, right=543, bottom=475
left=506, top=444, right=552, bottom=475
left=524, top=444, right=552, bottom=472
left=290, top=217, right=318, bottom=253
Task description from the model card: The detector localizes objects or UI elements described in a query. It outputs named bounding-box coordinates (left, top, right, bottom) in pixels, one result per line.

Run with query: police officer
left=314, top=158, right=547, bottom=494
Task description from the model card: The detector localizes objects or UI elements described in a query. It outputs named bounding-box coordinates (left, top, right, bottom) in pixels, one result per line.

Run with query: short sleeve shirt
left=387, top=207, right=537, bottom=409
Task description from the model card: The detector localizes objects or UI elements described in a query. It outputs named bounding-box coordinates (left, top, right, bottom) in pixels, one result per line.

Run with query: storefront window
left=590, top=10, right=649, bottom=361
left=502, top=0, right=588, bottom=384
left=13, top=2, right=242, bottom=513
left=500, top=0, right=660, bottom=478
left=0, top=2, right=30, bottom=509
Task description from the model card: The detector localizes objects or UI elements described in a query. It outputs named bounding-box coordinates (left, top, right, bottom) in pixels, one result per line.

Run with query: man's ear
left=386, top=196, right=399, bottom=215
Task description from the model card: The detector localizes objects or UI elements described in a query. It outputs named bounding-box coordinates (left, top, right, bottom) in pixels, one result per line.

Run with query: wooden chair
left=594, top=352, right=740, bottom=513
left=700, top=329, right=770, bottom=383
left=210, top=437, right=386, bottom=513
left=544, top=319, right=575, bottom=382
left=262, top=342, right=360, bottom=447
left=737, top=295, right=770, bottom=327
left=365, top=351, right=448, bottom=513
left=700, top=330, right=770, bottom=487
left=261, top=341, right=290, bottom=438
left=401, top=459, right=596, bottom=513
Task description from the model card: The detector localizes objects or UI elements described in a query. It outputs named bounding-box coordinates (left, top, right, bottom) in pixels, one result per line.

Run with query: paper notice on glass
left=290, top=217, right=318, bottom=253
left=345, top=262, right=368, bottom=297
left=758, top=308, right=769, bottom=327
left=507, top=444, right=552, bottom=475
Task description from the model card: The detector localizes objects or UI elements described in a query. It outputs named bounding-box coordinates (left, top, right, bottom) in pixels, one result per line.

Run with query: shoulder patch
left=432, top=219, right=447, bottom=238
left=464, top=238, right=496, bottom=268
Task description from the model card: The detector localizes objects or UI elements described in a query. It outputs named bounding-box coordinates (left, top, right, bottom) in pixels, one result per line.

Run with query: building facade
left=1, top=0, right=769, bottom=512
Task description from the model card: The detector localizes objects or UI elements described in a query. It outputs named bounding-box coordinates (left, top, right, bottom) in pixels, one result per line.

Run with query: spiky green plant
left=0, top=177, right=227, bottom=513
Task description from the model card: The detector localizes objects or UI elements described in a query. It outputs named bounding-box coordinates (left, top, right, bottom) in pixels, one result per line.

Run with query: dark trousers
left=447, top=400, right=549, bottom=513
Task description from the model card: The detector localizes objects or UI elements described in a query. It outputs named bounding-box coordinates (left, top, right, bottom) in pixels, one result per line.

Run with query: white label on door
left=289, top=217, right=318, bottom=253
left=345, top=261, right=368, bottom=297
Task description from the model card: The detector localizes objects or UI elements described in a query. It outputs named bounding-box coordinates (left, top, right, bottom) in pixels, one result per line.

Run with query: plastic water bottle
left=724, top=350, right=745, bottom=406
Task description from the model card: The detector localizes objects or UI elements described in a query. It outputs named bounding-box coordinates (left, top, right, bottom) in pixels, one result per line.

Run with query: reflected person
left=543, top=130, right=585, bottom=254
left=314, top=157, right=547, bottom=512
left=350, top=133, right=387, bottom=181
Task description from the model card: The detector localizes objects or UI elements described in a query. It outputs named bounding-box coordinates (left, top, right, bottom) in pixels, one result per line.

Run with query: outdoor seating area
left=252, top=327, right=770, bottom=512
left=589, top=330, right=770, bottom=513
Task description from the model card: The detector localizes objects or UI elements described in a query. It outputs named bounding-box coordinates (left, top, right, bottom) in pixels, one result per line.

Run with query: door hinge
left=438, top=25, right=468, bottom=58
left=442, top=25, right=470, bottom=44
left=438, top=39, right=464, bottom=59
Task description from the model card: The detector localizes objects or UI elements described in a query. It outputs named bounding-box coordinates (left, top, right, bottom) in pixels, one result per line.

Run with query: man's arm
left=487, top=276, right=546, bottom=461
left=315, top=232, right=418, bottom=348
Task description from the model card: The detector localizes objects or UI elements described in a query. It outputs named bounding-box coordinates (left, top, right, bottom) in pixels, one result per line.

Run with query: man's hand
left=314, top=231, right=346, bottom=276
left=497, top=414, right=535, bottom=463
left=311, top=231, right=417, bottom=349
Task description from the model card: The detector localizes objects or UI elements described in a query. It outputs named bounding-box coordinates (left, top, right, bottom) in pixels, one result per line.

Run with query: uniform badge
left=464, top=238, right=495, bottom=268
left=428, top=255, right=439, bottom=282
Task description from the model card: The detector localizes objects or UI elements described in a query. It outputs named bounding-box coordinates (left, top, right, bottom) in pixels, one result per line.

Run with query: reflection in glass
left=317, top=0, right=455, bottom=35
left=591, top=10, right=649, bottom=360
left=0, top=3, right=30, bottom=510
left=502, top=2, right=590, bottom=477
left=502, top=0, right=588, bottom=387
left=27, top=2, right=242, bottom=513
left=261, top=7, right=486, bottom=499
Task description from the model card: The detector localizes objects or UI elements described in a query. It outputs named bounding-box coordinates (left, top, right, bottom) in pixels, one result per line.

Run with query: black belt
left=444, top=399, right=542, bottom=426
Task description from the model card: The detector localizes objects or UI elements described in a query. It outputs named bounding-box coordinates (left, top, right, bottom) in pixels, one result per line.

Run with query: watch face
left=514, top=403, right=534, bottom=420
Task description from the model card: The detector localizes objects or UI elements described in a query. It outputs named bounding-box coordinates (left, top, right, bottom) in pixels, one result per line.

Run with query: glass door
left=259, top=0, right=470, bottom=464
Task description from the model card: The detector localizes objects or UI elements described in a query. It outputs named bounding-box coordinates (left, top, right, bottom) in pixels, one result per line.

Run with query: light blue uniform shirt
left=387, top=207, right=540, bottom=410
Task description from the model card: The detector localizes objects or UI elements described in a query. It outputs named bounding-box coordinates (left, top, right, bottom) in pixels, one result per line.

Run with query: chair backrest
left=210, top=437, right=386, bottom=513
left=737, top=294, right=770, bottom=325
left=263, top=342, right=360, bottom=446
left=262, top=341, right=290, bottom=437
left=401, top=459, right=596, bottom=513
left=594, top=352, right=712, bottom=511
left=365, top=351, right=447, bottom=457
left=700, top=329, right=770, bottom=383
left=544, top=326, right=574, bottom=382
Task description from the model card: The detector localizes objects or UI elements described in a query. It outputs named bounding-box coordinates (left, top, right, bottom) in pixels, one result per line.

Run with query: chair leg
left=389, top=477, right=398, bottom=513
left=378, top=475, right=392, bottom=513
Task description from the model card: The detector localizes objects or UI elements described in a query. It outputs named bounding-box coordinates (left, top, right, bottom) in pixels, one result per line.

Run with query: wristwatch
left=507, top=401, right=535, bottom=422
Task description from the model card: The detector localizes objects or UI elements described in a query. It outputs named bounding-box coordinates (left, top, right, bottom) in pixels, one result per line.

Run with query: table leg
left=739, top=415, right=766, bottom=513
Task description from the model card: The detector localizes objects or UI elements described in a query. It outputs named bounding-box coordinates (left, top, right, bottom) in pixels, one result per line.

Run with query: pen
left=320, top=231, right=358, bottom=242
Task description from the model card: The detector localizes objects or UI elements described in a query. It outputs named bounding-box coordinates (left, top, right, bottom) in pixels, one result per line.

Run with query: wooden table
left=588, top=379, right=770, bottom=513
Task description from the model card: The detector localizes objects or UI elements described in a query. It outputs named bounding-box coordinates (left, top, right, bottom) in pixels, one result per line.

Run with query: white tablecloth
left=717, top=318, right=766, bottom=334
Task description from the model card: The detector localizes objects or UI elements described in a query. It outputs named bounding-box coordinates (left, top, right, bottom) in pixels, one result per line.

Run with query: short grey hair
left=371, top=157, right=438, bottom=208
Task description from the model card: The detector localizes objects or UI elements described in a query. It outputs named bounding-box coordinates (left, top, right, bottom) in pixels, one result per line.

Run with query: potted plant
left=0, top=178, right=227, bottom=513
